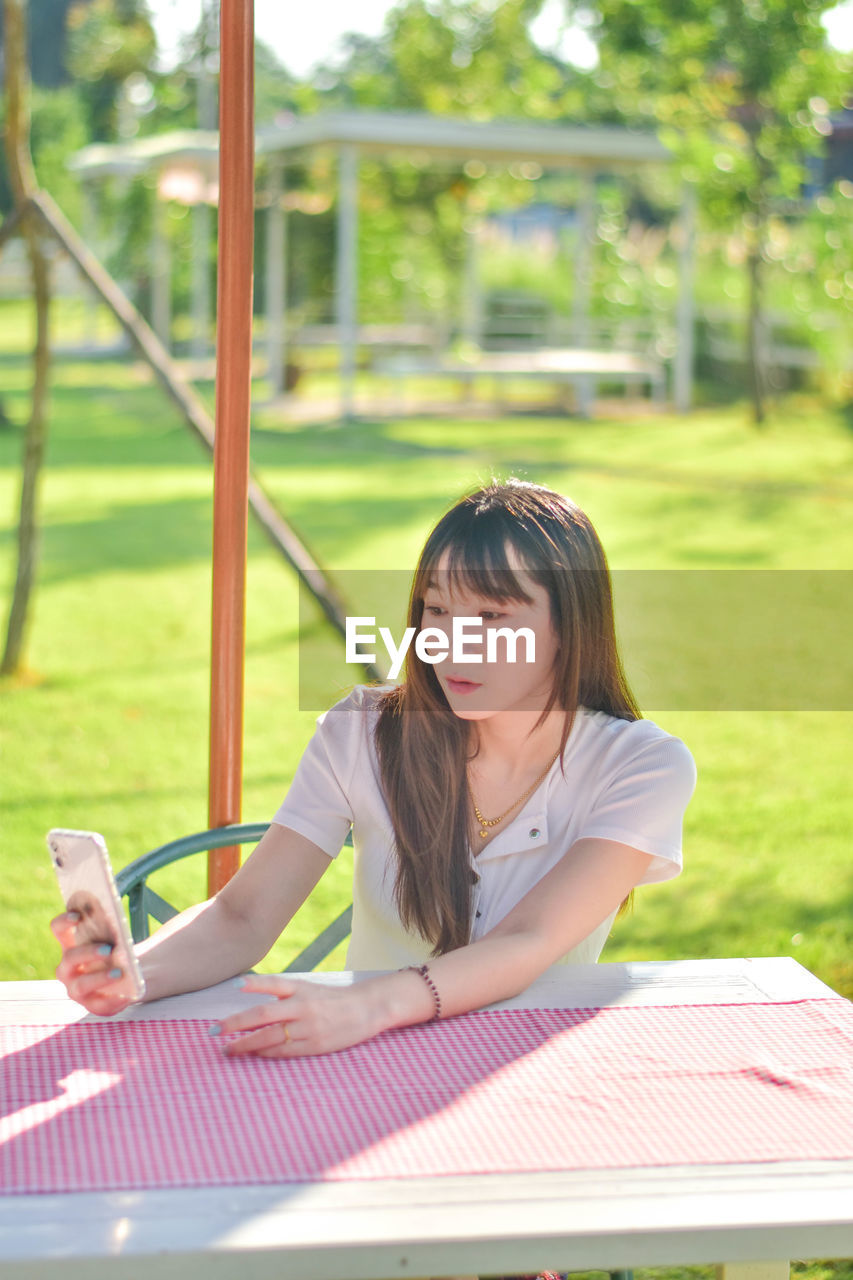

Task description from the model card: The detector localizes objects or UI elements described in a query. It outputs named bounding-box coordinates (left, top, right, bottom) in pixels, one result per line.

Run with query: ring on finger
left=281, top=1023, right=290, bottom=1044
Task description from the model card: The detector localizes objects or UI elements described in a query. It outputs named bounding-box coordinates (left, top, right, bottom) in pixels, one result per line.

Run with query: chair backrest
left=115, top=823, right=353, bottom=971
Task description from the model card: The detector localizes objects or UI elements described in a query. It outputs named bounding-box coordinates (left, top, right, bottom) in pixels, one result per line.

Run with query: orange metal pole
left=207, top=0, right=255, bottom=895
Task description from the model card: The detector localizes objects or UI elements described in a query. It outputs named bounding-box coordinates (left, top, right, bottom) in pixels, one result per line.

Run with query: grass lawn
left=1, top=299, right=852, bottom=1277
left=1, top=303, right=852, bottom=991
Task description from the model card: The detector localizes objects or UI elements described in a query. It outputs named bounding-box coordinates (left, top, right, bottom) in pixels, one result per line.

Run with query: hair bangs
left=416, top=511, right=540, bottom=611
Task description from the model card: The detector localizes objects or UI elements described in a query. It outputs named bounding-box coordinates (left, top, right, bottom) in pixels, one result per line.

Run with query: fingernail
left=108, top=968, right=122, bottom=980
left=68, top=912, right=81, bottom=923
left=97, top=944, right=113, bottom=957
left=208, top=1023, right=222, bottom=1037
left=233, top=977, right=247, bottom=989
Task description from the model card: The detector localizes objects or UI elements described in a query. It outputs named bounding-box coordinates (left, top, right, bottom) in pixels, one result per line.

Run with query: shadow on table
left=0, top=972, right=633, bottom=1201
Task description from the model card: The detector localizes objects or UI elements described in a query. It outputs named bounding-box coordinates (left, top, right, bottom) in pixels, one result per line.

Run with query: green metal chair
left=115, top=822, right=354, bottom=971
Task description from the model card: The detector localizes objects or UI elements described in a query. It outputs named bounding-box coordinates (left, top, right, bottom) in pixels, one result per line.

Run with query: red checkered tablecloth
left=2, top=1000, right=853, bottom=1194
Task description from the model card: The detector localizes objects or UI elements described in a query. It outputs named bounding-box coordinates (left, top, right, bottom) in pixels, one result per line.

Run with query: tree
left=311, top=0, right=569, bottom=119
left=0, top=0, right=79, bottom=87
left=1, top=0, right=51, bottom=676
left=562, top=0, right=851, bottom=422
left=65, top=0, right=156, bottom=139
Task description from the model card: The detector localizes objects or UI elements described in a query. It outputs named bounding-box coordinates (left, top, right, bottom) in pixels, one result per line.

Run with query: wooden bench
left=372, top=346, right=667, bottom=416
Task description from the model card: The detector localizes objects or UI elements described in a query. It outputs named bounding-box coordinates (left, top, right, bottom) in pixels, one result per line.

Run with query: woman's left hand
left=212, top=974, right=381, bottom=1058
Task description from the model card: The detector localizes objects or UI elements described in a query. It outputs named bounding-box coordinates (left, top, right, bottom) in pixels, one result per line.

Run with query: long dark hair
left=374, top=479, right=640, bottom=955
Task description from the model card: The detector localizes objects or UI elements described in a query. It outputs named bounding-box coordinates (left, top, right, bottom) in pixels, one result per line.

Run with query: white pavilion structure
left=68, top=110, right=696, bottom=415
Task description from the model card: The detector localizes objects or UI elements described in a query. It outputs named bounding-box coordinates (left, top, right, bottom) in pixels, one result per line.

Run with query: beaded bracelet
left=406, top=962, right=442, bottom=1021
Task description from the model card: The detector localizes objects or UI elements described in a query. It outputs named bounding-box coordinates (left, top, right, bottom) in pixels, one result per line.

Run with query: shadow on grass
left=252, top=419, right=466, bottom=461
left=840, top=401, right=853, bottom=434
left=9, top=362, right=850, bottom=502
left=268, top=488, right=455, bottom=563
left=5, top=360, right=851, bottom=585
left=0, top=495, right=214, bottom=584
left=499, top=450, right=847, bottom=499
left=617, top=865, right=853, bottom=997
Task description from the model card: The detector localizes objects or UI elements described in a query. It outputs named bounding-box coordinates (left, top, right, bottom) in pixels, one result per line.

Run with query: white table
left=1, top=958, right=851, bottom=1280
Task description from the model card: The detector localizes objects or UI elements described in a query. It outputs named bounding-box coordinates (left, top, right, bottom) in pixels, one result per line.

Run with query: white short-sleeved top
left=272, top=685, right=697, bottom=971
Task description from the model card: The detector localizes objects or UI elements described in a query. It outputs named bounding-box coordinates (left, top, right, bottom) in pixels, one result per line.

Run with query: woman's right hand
left=51, top=912, right=134, bottom=1017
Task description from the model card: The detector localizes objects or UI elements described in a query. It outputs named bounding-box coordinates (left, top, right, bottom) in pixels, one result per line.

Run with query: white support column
left=461, top=215, right=483, bottom=349
left=191, top=199, right=212, bottom=362
left=266, top=159, right=286, bottom=397
left=80, top=182, right=99, bottom=349
left=674, top=181, right=697, bottom=414
left=151, top=192, right=171, bottom=351
left=197, top=0, right=218, bottom=129
left=572, top=169, right=596, bottom=416
left=572, top=169, right=595, bottom=349
left=191, top=0, right=216, bottom=367
left=336, top=143, right=359, bottom=421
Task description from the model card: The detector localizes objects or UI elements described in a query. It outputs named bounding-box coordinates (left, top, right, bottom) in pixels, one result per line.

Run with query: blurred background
left=2, top=0, right=853, bottom=414
left=1, top=0, right=851, bottom=1079
left=2, top=12, right=853, bottom=1273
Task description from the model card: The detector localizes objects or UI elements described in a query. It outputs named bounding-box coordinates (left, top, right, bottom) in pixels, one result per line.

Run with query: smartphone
left=48, top=828, right=146, bottom=1004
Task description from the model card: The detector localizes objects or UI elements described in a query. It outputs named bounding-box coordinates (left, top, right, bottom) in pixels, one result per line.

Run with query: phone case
left=48, top=829, right=146, bottom=1004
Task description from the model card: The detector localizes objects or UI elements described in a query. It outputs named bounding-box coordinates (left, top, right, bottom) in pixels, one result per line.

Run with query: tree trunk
left=746, top=227, right=767, bottom=428
left=745, top=127, right=771, bottom=429
left=1, top=225, right=50, bottom=674
left=1, top=0, right=52, bottom=676
left=0, top=200, right=32, bottom=254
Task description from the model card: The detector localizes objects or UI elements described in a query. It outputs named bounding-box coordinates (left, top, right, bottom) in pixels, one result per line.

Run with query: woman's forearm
left=133, top=825, right=334, bottom=1003
left=359, top=928, right=548, bottom=1035
left=211, top=840, right=652, bottom=1058
left=362, top=837, right=655, bottom=1035
left=215, top=929, right=547, bottom=1059
left=135, top=896, right=269, bottom=1002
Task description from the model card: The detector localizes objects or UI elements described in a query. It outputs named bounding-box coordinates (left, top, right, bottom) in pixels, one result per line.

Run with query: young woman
left=52, top=479, right=696, bottom=1058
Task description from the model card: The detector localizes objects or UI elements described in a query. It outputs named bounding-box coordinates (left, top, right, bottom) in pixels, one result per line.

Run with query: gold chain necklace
left=469, top=748, right=561, bottom=840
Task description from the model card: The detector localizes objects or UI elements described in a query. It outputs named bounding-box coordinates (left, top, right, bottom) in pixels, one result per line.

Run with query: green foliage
left=142, top=66, right=198, bottom=133
left=253, top=39, right=302, bottom=127
left=0, top=83, right=87, bottom=216
left=309, top=0, right=574, bottom=119
left=28, top=85, right=88, bottom=213
left=799, top=183, right=853, bottom=362
left=560, top=0, right=853, bottom=418
left=381, top=0, right=563, bottom=117
left=567, top=0, right=851, bottom=215
left=66, top=0, right=157, bottom=139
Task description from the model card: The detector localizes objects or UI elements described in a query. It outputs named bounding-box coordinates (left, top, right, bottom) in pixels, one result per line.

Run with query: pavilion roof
left=256, top=111, right=670, bottom=168
left=68, top=130, right=219, bottom=178
left=68, top=111, right=670, bottom=180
